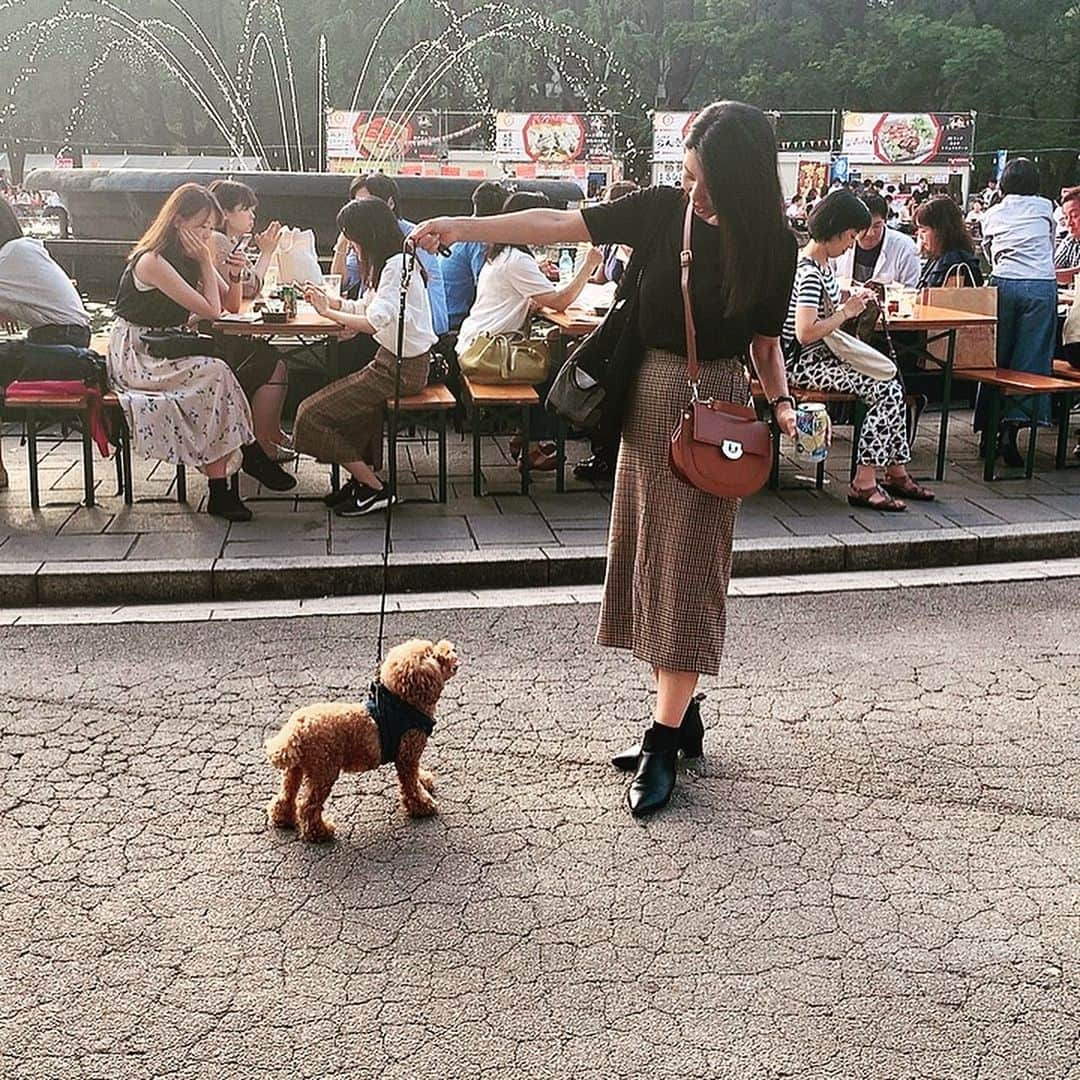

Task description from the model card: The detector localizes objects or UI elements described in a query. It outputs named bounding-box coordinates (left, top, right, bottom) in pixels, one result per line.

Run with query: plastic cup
left=322, top=273, right=342, bottom=297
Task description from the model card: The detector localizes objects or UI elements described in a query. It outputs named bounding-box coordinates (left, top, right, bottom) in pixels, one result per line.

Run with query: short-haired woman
left=978, top=158, right=1057, bottom=467
left=206, top=179, right=292, bottom=463
left=0, top=198, right=92, bottom=489
left=107, top=183, right=282, bottom=521
left=297, top=197, right=436, bottom=516
left=410, top=101, right=800, bottom=817
left=783, top=190, right=934, bottom=510
left=914, top=196, right=984, bottom=288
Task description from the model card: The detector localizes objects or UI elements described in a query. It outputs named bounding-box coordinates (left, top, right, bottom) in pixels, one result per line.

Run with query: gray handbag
left=545, top=350, right=605, bottom=429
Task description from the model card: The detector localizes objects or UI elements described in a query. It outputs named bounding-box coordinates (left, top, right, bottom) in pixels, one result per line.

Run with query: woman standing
left=107, top=183, right=280, bottom=521
left=978, top=158, right=1057, bottom=467
left=410, top=101, right=799, bottom=817
left=296, top=197, right=436, bottom=517
left=206, top=179, right=292, bottom=462
left=783, top=191, right=934, bottom=511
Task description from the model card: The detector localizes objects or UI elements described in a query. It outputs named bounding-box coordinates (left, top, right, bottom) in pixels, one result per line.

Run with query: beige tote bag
left=924, top=264, right=997, bottom=369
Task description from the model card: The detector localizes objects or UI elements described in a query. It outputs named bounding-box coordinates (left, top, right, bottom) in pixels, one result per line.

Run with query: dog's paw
left=299, top=816, right=336, bottom=842
left=404, top=794, right=438, bottom=818
left=267, top=798, right=296, bottom=829
left=418, top=768, right=436, bottom=792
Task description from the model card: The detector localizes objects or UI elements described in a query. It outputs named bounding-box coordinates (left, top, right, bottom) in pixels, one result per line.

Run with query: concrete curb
left=4, top=523, right=1080, bottom=607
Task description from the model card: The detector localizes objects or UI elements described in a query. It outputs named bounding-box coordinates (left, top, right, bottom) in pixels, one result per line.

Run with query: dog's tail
left=265, top=723, right=301, bottom=769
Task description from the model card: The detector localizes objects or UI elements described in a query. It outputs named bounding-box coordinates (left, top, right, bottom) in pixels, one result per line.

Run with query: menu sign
left=652, top=111, right=696, bottom=163
left=325, top=110, right=441, bottom=162
left=842, top=112, right=975, bottom=166
left=495, top=112, right=612, bottom=163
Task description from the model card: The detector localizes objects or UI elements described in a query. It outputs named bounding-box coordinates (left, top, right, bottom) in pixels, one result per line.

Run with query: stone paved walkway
left=3, top=408, right=1080, bottom=564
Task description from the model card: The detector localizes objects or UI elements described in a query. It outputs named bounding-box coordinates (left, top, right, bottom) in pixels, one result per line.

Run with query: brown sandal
left=882, top=475, right=935, bottom=501
left=848, top=484, right=907, bottom=512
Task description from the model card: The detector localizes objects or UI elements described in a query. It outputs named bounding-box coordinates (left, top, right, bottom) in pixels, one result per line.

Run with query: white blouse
left=341, top=252, right=437, bottom=357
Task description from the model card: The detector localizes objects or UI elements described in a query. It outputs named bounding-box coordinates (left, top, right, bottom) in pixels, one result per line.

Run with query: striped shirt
left=782, top=256, right=841, bottom=355
left=1054, top=235, right=1080, bottom=270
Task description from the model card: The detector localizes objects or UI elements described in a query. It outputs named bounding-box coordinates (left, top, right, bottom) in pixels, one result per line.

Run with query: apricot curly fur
left=265, top=639, right=457, bottom=841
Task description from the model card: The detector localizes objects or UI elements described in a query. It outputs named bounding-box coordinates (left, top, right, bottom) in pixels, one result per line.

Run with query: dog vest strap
left=365, top=680, right=435, bottom=765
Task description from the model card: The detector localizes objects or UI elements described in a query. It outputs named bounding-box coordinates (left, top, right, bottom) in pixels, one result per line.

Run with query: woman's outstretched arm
left=409, top=209, right=590, bottom=252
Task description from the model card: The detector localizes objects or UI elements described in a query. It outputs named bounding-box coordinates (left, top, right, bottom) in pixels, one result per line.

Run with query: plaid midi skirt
left=597, top=348, right=747, bottom=676
left=293, top=346, right=429, bottom=469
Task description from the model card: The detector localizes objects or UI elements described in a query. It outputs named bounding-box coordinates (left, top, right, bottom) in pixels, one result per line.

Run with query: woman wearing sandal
left=782, top=190, right=934, bottom=511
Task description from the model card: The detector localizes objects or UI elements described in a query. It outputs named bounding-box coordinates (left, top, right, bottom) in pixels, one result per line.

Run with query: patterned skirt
left=597, top=348, right=746, bottom=676
left=107, top=319, right=254, bottom=477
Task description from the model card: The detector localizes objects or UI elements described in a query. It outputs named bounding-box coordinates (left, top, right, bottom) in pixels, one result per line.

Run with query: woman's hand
left=841, top=293, right=868, bottom=319
left=774, top=401, right=797, bottom=439
left=256, top=221, right=282, bottom=253
left=223, top=250, right=247, bottom=282
left=408, top=217, right=463, bottom=252
left=584, top=246, right=604, bottom=270
left=304, top=285, right=331, bottom=315
left=178, top=226, right=211, bottom=263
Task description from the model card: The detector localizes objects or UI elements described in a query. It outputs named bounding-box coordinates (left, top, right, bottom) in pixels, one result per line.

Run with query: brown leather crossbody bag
left=668, top=199, right=773, bottom=498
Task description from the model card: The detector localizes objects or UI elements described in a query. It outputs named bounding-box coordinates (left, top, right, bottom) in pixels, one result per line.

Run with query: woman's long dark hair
left=0, top=199, right=23, bottom=250
left=337, top=196, right=412, bottom=289
left=914, top=196, right=975, bottom=256
left=488, top=191, right=550, bottom=262
left=684, top=101, right=792, bottom=317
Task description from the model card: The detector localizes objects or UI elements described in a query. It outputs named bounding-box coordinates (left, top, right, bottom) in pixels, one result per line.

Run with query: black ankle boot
left=241, top=442, right=297, bottom=491
left=611, top=694, right=705, bottom=771
left=626, top=724, right=679, bottom=818
left=999, top=423, right=1024, bottom=468
left=207, top=478, right=252, bottom=522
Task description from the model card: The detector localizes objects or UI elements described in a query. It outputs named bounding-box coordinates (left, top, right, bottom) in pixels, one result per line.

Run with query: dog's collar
left=366, top=680, right=435, bottom=764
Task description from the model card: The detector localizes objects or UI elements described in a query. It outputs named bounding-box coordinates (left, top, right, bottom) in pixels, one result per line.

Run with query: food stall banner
left=652, top=111, right=697, bottom=163
left=495, top=112, right=612, bottom=163
left=842, top=112, right=975, bottom=166
left=325, top=110, right=442, bottom=163
left=796, top=159, right=829, bottom=195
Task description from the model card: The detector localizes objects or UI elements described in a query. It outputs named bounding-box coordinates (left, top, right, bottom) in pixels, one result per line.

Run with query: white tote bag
left=275, top=227, right=322, bottom=286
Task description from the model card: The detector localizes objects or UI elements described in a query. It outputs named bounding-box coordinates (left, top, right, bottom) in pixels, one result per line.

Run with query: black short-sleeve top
left=581, top=186, right=797, bottom=359
left=113, top=248, right=201, bottom=328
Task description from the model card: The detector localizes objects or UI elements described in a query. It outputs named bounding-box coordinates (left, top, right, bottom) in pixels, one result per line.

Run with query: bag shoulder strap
left=943, top=259, right=978, bottom=288
left=679, top=198, right=699, bottom=388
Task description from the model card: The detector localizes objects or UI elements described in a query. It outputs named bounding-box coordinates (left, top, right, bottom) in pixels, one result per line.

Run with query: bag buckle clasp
left=721, top=440, right=744, bottom=460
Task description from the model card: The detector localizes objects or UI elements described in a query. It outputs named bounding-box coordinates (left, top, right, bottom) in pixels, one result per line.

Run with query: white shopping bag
left=275, top=226, right=322, bottom=286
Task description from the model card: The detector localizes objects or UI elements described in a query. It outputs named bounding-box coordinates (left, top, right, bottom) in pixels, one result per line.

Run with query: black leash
left=376, top=240, right=417, bottom=664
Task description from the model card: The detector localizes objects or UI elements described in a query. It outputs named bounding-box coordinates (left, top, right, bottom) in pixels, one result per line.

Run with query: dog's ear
left=431, top=640, right=459, bottom=679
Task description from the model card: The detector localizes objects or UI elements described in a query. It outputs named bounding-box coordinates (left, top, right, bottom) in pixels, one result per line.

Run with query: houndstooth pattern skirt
left=597, top=348, right=746, bottom=676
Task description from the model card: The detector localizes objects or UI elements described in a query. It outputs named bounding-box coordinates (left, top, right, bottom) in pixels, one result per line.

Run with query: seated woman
left=107, top=183, right=294, bottom=523
left=782, top=190, right=934, bottom=511
left=296, top=197, right=436, bottom=517
left=914, top=196, right=984, bottom=288
left=0, top=198, right=92, bottom=489
left=206, top=179, right=291, bottom=460
left=456, top=191, right=601, bottom=470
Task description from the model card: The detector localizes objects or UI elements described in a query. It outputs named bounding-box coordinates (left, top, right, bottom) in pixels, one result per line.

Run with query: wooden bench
left=953, top=367, right=1080, bottom=479
left=385, top=383, right=457, bottom=504
left=461, top=377, right=565, bottom=497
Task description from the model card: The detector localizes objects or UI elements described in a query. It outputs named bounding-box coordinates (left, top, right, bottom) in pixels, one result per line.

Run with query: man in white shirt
left=832, top=193, right=920, bottom=286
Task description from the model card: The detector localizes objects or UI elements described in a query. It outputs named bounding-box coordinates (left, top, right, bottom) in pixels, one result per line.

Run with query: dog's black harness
left=366, top=680, right=435, bottom=764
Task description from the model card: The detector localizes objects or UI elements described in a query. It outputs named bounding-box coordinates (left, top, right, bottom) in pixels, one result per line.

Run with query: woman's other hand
left=256, top=221, right=282, bottom=253
left=841, top=293, right=868, bottom=319
left=774, top=400, right=797, bottom=439
left=223, top=250, right=246, bottom=281
left=305, top=285, right=330, bottom=315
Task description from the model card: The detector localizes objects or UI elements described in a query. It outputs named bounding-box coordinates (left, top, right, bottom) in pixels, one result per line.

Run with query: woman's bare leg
left=341, top=459, right=382, bottom=489
left=654, top=668, right=699, bottom=729
left=252, top=360, right=289, bottom=454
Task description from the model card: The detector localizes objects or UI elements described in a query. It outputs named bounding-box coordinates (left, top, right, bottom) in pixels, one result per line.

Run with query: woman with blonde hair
left=108, top=183, right=291, bottom=522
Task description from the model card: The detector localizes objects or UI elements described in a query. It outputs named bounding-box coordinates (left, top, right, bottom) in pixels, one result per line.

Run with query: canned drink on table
left=795, top=402, right=829, bottom=462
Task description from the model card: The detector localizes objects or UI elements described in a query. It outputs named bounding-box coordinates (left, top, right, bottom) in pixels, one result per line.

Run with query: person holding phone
left=207, top=180, right=292, bottom=462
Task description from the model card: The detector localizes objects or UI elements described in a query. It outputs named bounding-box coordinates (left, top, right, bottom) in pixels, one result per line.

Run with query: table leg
left=472, top=403, right=482, bottom=498
left=520, top=404, right=531, bottom=496
left=983, top=389, right=1001, bottom=482
left=1025, top=416, right=1038, bottom=479
left=936, top=330, right=955, bottom=481
left=438, top=410, right=448, bottom=504
left=1057, top=392, right=1072, bottom=470
left=555, top=418, right=566, bottom=494
left=176, top=463, right=187, bottom=504
left=27, top=414, right=39, bottom=510
left=81, top=421, right=95, bottom=508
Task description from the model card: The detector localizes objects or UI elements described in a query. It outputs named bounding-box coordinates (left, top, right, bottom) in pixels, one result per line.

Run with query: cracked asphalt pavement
left=2, top=581, right=1078, bottom=1079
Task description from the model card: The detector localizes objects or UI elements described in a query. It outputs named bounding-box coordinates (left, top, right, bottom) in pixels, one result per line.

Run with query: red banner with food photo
left=842, top=112, right=975, bottom=166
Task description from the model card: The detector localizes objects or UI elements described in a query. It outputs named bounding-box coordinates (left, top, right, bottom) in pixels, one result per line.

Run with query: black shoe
left=573, top=454, right=614, bottom=483
left=626, top=727, right=679, bottom=818
left=207, top=487, right=252, bottom=522
left=241, top=443, right=297, bottom=491
left=611, top=694, right=705, bottom=771
left=999, top=424, right=1024, bottom=468
left=335, top=484, right=394, bottom=517
left=323, top=478, right=359, bottom=508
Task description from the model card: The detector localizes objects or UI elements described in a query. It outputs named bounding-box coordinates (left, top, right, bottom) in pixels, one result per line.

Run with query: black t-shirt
left=581, top=186, right=797, bottom=359
left=113, top=248, right=200, bottom=328
left=853, top=236, right=883, bottom=283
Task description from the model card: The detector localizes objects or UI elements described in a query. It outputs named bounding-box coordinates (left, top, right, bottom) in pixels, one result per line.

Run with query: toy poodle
left=265, top=638, right=458, bottom=840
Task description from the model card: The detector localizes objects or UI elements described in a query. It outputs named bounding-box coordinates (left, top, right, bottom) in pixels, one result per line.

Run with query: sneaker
left=207, top=487, right=253, bottom=522
left=573, top=454, right=614, bottom=483
left=241, top=443, right=297, bottom=492
left=323, top=478, right=359, bottom=508
left=335, top=484, right=394, bottom=517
